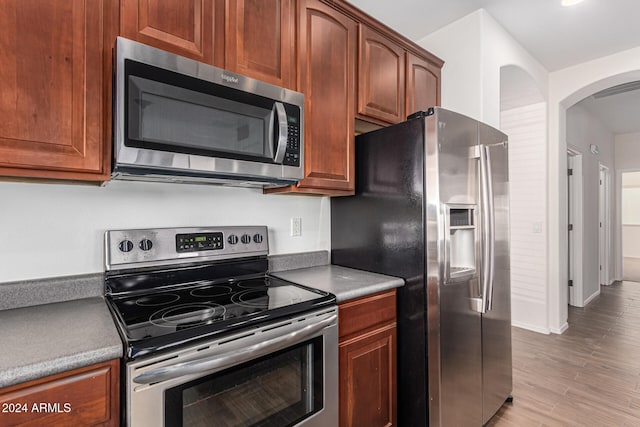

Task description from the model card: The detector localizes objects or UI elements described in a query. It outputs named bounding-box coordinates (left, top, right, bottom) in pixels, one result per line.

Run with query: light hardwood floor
left=488, top=281, right=640, bottom=427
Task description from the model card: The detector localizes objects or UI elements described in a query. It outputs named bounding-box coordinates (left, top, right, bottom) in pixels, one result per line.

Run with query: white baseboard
left=550, top=322, right=569, bottom=334
left=584, top=289, right=601, bottom=306
left=511, top=320, right=551, bottom=335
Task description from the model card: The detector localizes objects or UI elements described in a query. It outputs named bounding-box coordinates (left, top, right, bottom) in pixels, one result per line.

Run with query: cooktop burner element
left=190, top=285, right=233, bottom=298
left=149, top=303, right=226, bottom=328
left=135, top=293, right=180, bottom=307
left=104, top=226, right=336, bottom=359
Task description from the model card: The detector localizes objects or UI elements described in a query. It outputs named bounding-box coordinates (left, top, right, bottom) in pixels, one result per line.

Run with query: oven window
left=164, top=337, right=323, bottom=427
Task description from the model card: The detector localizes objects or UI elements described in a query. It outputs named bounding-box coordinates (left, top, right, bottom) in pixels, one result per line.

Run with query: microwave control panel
left=283, top=105, right=301, bottom=167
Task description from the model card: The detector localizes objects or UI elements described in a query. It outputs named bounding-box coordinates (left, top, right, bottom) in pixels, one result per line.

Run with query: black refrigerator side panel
left=331, top=118, right=427, bottom=427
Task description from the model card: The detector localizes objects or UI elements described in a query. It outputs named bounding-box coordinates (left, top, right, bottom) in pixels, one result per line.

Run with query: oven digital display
left=176, top=232, right=223, bottom=253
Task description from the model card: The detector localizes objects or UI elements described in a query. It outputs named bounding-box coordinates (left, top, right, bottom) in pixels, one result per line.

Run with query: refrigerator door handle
left=479, top=144, right=496, bottom=313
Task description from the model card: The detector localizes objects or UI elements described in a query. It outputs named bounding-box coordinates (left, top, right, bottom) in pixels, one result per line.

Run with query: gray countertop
left=0, top=297, right=123, bottom=388
left=0, top=251, right=400, bottom=388
left=273, top=264, right=404, bottom=303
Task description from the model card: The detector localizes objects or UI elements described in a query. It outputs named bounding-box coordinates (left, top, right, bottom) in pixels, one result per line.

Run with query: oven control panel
left=105, top=226, right=269, bottom=270
left=176, top=232, right=224, bottom=252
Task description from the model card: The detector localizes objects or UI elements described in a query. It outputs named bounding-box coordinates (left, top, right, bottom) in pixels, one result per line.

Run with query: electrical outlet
left=291, top=217, right=302, bottom=237
left=533, top=221, right=542, bottom=234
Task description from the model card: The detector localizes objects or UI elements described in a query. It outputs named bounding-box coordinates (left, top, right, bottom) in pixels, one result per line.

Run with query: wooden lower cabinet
left=339, top=290, right=397, bottom=427
left=0, top=359, right=120, bottom=427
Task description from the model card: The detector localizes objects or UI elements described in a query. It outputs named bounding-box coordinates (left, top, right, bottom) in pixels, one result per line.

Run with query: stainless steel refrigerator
left=331, top=107, right=512, bottom=426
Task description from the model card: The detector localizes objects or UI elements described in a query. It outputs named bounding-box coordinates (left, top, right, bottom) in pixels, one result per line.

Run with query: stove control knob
left=253, top=233, right=263, bottom=244
left=228, top=234, right=239, bottom=245
left=139, top=239, right=153, bottom=251
left=241, top=234, right=251, bottom=244
left=118, top=240, right=134, bottom=253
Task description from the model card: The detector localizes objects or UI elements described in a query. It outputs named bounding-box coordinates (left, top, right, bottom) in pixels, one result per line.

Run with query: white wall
left=415, top=11, right=483, bottom=121
left=418, top=10, right=548, bottom=129
left=615, top=134, right=640, bottom=267
left=566, top=104, right=615, bottom=303
left=501, top=102, right=549, bottom=333
left=548, top=47, right=640, bottom=333
left=0, top=181, right=330, bottom=283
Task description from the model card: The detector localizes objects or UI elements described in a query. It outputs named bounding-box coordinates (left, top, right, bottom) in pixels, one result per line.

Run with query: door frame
left=617, top=169, right=640, bottom=281
left=599, top=164, right=611, bottom=285
left=567, top=147, right=584, bottom=307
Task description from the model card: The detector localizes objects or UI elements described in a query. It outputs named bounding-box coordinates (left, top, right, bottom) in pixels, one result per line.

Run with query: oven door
left=127, top=308, right=338, bottom=427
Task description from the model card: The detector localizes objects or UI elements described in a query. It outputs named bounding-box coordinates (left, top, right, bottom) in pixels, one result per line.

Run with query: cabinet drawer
left=339, top=289, right=396, bottom=339
left=0, top=359, right=119, bottom=427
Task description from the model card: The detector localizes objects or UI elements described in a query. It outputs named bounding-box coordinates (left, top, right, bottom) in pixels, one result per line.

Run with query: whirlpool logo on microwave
left=221, top=73, right=240, bottom=84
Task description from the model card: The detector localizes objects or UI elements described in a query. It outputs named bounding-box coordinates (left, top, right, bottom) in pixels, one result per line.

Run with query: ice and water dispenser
left=446, top=206, right=477, bottom=280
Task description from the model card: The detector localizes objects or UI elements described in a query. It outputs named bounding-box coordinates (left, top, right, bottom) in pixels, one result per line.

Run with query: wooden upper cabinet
left=0, top=0, right=115, bottom=181
left=226, top=0, right=296, bottom=89
left=120, top=0, right=224, bottom=65
left=357, top=25, right=405, bottom=124
left=267, top=0, right=356, bottom=195
left=406, top=52, right=441, bottom=117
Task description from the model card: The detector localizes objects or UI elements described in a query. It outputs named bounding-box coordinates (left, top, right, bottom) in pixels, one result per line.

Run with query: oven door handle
left=132, top=313, right=337, bottom=385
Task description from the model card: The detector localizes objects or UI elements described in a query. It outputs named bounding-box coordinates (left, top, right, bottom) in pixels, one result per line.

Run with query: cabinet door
left=120, top=0, right=223, bottom=65
left=357, top=25, right=405, bottom=124
left=0, top=359, right=119, bottom=426
left=226, top=0, right=295, bottom=89
left=339, top=324, right=397, bottom=427
left=292, top=0, right=356, bottom=194
left=0, top=0, right=114, bottom=181
left=406, top=52, right=441, bottom=116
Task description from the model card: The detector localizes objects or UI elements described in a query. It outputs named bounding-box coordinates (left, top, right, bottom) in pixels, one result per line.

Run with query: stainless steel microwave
left=112, top=37, right=304, bottom=188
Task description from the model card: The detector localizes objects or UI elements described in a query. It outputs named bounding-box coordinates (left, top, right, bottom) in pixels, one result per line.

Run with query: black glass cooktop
left=106, top=274, right=335, bottom=359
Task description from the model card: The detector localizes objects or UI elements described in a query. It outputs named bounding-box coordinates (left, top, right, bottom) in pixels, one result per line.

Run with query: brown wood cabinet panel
left=339, top=323, right=397, bottom=427
left=406, top=52, right=441, bottom=116
left=339, top=290, right=396, bottom=339
left=0, top=359, right=120, bottom=426
left=0, top=0, right=115, bottom=181
left=339, top=289, right=397, bottom=427
left=357, top=25, right=405, bottom=124
left=121, top=0, right=224, bottom=65
left=226, top=0, right=295, bottom=89
left=267, top=0, right=356, bottom=195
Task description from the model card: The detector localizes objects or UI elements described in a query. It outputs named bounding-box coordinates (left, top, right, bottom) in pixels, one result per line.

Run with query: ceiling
left=347, top=0, right=640, bottom=72
left=349, top=0, right=640, bottom=135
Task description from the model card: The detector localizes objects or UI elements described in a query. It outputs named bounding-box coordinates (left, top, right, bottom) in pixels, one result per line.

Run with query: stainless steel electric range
left=104, top=226, right=338, bottom=427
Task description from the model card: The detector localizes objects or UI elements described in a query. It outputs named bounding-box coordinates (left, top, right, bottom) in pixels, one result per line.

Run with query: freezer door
left=479, top=123, right=513, bottom=425
left=427, top=108, right=483, bottom=427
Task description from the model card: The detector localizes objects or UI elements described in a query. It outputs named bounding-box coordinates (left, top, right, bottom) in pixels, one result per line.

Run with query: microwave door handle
left=132, top=314, right=337, bottom=385
left=273, top=102, right=288, bottom=163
